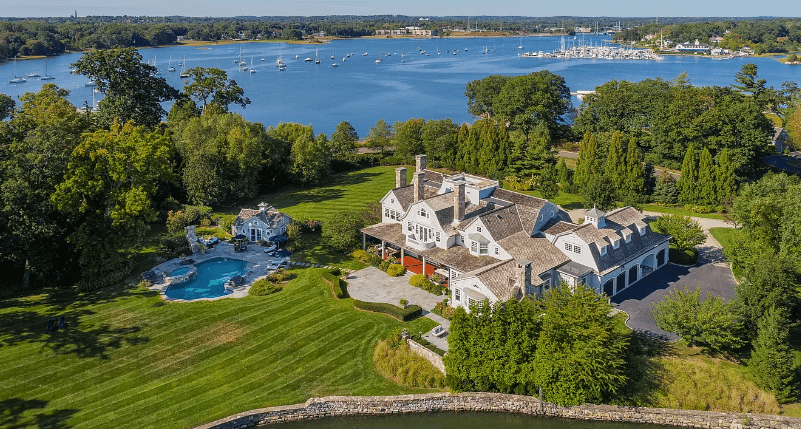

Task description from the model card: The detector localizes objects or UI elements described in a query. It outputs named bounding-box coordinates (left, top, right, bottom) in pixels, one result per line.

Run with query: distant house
left=675, top=39, right=710, bottom=53
left=773, top=128, right=790, bottom=153
left=231, top=202, right=292, bottom=242
left=709, top=35, right=724, bottom=44
left=361, top=155, right=671, bottom=312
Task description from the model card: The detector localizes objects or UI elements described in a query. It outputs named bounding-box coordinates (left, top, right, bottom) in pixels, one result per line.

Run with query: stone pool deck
left=147, top=242, right=288, bottom=302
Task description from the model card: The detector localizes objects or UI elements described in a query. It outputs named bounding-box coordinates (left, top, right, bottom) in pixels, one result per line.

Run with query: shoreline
left=193, top=392, right=801, bottom=429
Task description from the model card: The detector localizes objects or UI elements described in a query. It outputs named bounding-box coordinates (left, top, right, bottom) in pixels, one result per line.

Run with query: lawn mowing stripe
left=46, top=294, right=326, bottom=423
left=6, top=284, right=319, bottom=416
left=71, top=292, right=343, bottom=426
left=1, top=292, right=311, bottom=400
left=139, top=319, right=379, bottom=429
left=80, top=311, right=372, bottom=428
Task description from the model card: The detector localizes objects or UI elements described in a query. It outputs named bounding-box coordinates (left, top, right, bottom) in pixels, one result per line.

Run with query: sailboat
left=276, top=49, right=285, bottom=67
left=250, top=56, right=256, bottom=74
left=168, top=56, right=176, bottom=72
left=518, top=39, right=524, bottom=50
left=179, top=56, right=190, bottom=78
left=9, top=56, right=25, bottom=83
left=39, top=58, right=55, bottom=80
left=314, top=48, right=320, bottom=64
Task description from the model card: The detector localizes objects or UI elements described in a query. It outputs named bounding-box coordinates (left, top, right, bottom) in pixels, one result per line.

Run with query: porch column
left=400, top=248, right=405, bottom=266
left=422, top=256, right=426, bottom=275
left=362, top=233, right=366, bottom=250
left=381, top=240, right=385, bottom=259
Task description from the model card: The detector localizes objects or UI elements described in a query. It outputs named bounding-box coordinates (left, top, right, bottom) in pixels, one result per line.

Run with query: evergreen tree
left=697, top=147, right=717, bottom=205
left=556, top=158, right=570, bottom=186
left=605, top=131, right=627, bottom=194
left=623, top=137, right=646, bottom=198
left=574, top=132, right=602, bottom=192
left=748, top=308, right=798, bottom=403
left=715, top=148, right=737, bottom=204
left=539, top=163, right=560, bottom=200
left=509, top=123, right=554, bottom=178
left=677, top=146, right=699, bottom=205
left=653, top=171, right=679, bottom=205
left=531, top=284, right=629, bottom=406
left=582, top=174, right=617, bottom=211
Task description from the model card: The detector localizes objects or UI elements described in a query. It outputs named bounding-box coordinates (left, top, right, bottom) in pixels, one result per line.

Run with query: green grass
left=642, top=204, right=728, bottom=220
left=709, top=227, right=740, bottom=250
left=0, top=268, right=438, bottom=429
left=289, top=231, right=367, bottom=271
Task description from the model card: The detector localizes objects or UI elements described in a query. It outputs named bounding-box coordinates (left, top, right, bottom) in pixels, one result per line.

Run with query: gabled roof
left=497, top=232, right=571, bottom=276
left=387, top=184, right=439, bottom=211
left=540, top=218, right=581, bottom=236
left=416, top=193, right=488, bottom=233
left=477, top=205, right=525, bottom=242
left=233, top=205, right=291, bottom=229
left=571, top=207, right=669, bottom=275
left=489, top=188, right=548, bottom=209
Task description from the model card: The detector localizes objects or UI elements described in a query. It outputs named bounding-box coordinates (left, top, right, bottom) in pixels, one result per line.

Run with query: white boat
left=9, top=56, right=25, bottom=83
left=314, top=48, right=320, bottom=64
left=250, top=56, right=256, bottom=73
left=295, top=55, right=299, bottom=59
left=518, top=39, right=524, bottom=50
left=375, top=58, right=381, bottom=64
left=85, top=81, right=96, bottom=87
left=304, top=57, right=312, bottom=62
left=276, top=49, right=285, bottom=67
left=363, top=52, right=368, bottom=56
left=39, top=58, right=55, bottom=80
left=168, top=56, right=176, bottom=72
left=27, top=72, right=40, bottom=78
left=331, top=63, right=338, bottom=67
left=179, top=56, right=190, bottom=78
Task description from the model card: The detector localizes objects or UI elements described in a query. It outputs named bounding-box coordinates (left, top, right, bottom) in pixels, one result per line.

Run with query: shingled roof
left=572, top=207, right=669, bottom=274
left=497, top=232, right=571, bottom=276
left=479, top=205, right=525, bottom=242
left=387, top=184, right=440, bottom=211
left=232, top=205, right=290, bottom=229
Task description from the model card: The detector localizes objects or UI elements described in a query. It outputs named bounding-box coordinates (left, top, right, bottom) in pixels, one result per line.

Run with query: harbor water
left=1, top=36, right=796, bottom=136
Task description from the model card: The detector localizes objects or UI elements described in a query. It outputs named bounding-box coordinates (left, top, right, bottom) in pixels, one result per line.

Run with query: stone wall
left=407, top=339, right=446, bottom=375
left=194, top=392, right=801, bottom=429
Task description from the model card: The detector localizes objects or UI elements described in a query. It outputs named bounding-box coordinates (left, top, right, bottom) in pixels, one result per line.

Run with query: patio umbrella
left=269, top=235, right=288, bottom=243
left=233, top=234, right=247, bottom=241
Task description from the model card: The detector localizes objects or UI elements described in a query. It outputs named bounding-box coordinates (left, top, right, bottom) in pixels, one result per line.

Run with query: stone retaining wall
left=407, top=339, right=446, bottom=375
left=194, top=392, right=801, bottom=429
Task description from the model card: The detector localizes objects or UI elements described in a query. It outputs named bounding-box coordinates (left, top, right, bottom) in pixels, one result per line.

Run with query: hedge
left=353, top=300, right=422, bottom=322
left=322, top=271, right=348, bottom=299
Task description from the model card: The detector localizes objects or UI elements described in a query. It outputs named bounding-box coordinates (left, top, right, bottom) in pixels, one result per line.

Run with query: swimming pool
left=169, top=267, right=191, bottom=276
left=165, top=258, right=248, bottom=300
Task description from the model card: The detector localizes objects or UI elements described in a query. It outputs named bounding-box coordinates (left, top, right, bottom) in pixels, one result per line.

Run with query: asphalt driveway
left=610, top=262, right=737, bottom=340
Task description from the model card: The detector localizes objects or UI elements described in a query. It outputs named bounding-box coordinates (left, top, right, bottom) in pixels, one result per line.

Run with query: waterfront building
left=361, top=155, right=671, bottom=312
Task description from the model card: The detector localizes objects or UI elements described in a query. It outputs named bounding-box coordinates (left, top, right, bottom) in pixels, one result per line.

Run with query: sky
left=2, top=0, right=798, bottom=19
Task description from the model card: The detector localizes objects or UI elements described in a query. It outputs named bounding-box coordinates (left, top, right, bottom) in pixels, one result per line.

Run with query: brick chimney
left=516, top=259, right=532, bottom=298
left=395, top=167, right=407, bottom=188
left=453, top=183, right=465, bottom=225
left=413, top=171, right=425, bottom=202
left=415, top=154, right=427, bottom=172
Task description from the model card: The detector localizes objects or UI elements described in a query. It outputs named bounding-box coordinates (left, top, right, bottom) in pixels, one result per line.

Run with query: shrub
left=353, top=300, right=422, bottom=321
left=159, top=235, right=190, bottom=258
left=442, top=306, right=455, bottom=319
left=266, top=268, right=295, bottom=283
left=250, top=279, right=281, bottom=296
left=136, top=279, right=152, bottom=289
left=218, top=214, right=237, bottom=233
left=166, top=210, right=192, bottom=235
left=386, top=264, right=406, bottom=277
left=351, top=249, right=372, bottom=263
left=379, top=259, right=391, bottom=272
left=399, top=298, right=409, bottom=308
left=409, top=274, right=428, bottom=288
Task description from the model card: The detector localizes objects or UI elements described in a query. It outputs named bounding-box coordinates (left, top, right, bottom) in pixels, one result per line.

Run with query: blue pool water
left=169, top=267, right=191, bottom=277
left=166, top=258, right=247, bottom=300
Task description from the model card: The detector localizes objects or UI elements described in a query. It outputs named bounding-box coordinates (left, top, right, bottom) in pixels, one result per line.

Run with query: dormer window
left=638, top=225, right=646, bottom=236
left=600, top=245, right=607, bottom=255
left=624, top=232, right=631, bottom=243
left=613, top=238, right=620, bottom=249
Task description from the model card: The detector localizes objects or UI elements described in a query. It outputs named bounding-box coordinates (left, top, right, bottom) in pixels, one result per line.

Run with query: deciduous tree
left=653, top=287, right=742, bottom=352
left=182, top=67, right=251, bottom=114
left=650, top=214, right=706, bottom=252
left=330, top=121, right=358, bottom=157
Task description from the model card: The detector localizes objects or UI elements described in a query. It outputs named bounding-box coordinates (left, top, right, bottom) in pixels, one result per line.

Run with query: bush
left=159, top=235, right=190, bottom=258
left=250, top=278, right=281, bottom=296
left=386, top=264, right=406, bottom=277
left=669, top=246, right=698, bottom=265
left=218, top=214, right=237, bottom=233
left=432, top=299, right=455, bottom=319
left=399, top=298, right=409, bottom=308
left=353, top=300, right=422, bottom=321
left=379, top=259, right=391, bottom=272
left=266, top=268, right=295, bottom=283
left=351, top=249, right=373, bottom=264
left=409, top=274, right=428, bottom=288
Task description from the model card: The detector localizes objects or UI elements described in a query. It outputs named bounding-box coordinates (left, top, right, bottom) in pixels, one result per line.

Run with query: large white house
left=361, top=155, right=671, bottom=311
left=231, top=202, right=292, bottom=242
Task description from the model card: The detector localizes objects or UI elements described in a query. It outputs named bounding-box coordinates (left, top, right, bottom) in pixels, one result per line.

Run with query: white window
left=468, top=297, right=477, bottom=308
left=479, top=244, right=488, bottom=255
left=638, top=225, right=646, bottom=236
left=407, top=222, right=413, bottom=232
left=477, top=226, right=482, bottom=232
left=460, top=235, right=465, bottom=244
left=495, top=246, right=499, bottom=256
left=471, top=242, right=477, bottom=253
left=600, top=245, right=607, bottom=255
left=419, top=208, right=428, bottom=218
left=455, top=288, right=461, bottom=301
left=436, top=232, right=441, bottom=242
left=385, top=208, right=390, bottom=217
left=574, top=246, right=582, bottom=254
left=613, top=239, right=620, bottom=248
left=565, top=243, right=573, bottom=252
left=391, top=199, right=394, bottom=204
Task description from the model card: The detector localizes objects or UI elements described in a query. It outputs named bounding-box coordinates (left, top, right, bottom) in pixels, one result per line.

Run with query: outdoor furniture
left=46, top=318, right=55, bottom=333
left=58, top=316, right=67, bottom=330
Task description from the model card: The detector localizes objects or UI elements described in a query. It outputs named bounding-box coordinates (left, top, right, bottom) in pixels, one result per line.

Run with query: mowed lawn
left=0, top=268, right=438, bottom=429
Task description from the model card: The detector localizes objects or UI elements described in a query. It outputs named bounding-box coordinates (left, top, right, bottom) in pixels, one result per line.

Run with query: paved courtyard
left=346, top=267, right=451, bottom=350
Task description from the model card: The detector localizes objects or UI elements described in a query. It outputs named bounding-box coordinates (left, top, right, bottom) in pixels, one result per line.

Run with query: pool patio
left=146, top=241, right=289, bottom=302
